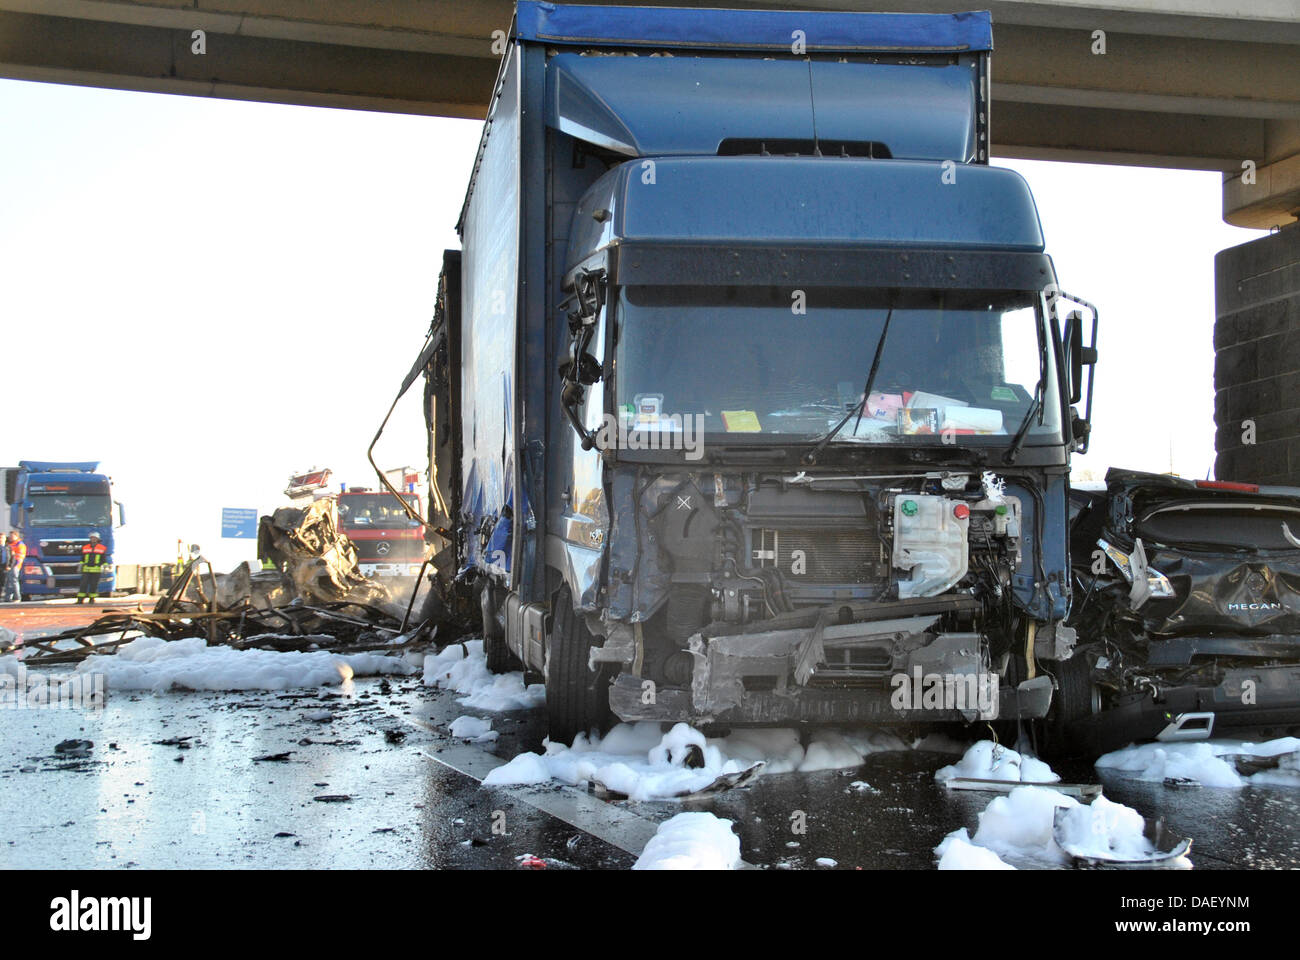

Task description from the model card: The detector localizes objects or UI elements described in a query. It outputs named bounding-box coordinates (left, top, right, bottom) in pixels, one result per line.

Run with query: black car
left=1058, top=468, right=1300, bottom=757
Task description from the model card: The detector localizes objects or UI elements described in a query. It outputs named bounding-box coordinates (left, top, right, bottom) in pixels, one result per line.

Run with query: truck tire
left=1043, top=654, right=1097, bottom=759
left=546, top=586, right=612, bottom=745
left=479, top=582, right=514, bottom=674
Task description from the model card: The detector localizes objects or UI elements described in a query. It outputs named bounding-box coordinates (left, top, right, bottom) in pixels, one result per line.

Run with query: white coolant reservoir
left=892, top=494, right=970, bottom=598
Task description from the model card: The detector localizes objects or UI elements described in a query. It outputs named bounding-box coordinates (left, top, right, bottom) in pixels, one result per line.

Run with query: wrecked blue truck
left=409, top=2, right=1100, bottom=744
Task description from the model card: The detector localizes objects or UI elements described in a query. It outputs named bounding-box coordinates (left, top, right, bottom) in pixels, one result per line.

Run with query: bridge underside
left=2, top=0, right=1299, bottom=481
left=2, top=1, right=1297, bottom=227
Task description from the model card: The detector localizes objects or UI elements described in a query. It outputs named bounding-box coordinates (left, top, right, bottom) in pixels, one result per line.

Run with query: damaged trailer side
left=413, top=2, right=1101, bottom=745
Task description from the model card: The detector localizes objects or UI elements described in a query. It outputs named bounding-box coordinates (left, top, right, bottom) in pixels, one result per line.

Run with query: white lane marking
left=376, top=704, right=663, bottom=859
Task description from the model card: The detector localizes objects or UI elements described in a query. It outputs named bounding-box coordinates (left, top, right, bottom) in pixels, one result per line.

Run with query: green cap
left=901, top=499, right=918, bottom=517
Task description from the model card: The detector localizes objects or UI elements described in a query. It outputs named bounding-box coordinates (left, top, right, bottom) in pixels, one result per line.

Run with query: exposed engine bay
left=594, top=469, right=1055, bottom=725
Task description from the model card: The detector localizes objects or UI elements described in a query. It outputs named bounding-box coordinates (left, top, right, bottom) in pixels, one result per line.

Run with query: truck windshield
left=613, top=285, right=1061, bottom=446
left=337, top=494, right=419, bottom=527
left=29, top=494, right=111, bottom=527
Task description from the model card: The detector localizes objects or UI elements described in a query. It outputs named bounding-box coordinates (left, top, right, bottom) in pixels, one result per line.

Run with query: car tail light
left=1195, top=480, right=1259, bottom=493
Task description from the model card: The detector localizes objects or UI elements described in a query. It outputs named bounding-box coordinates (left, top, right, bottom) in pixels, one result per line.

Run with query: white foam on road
left=426, top=639, right=940, bottom=794
left=632, top=812, right=742, bottom=870
left=421, top=640, right=545, bottom=711
left=484, top=722, right=749, bottom=799
left=935, top=785, right=1188, bottom=869
left=935, top=829, right=1015, bottom=870
left=1053, top=794, right=1167, bottom=862
left=68, top=636, right=415, bottom=691
left=1096, top=737, right=1300, bottom=788
left=449, top=715, right=498, bottom=743
left=482, top=720, right=922, bottom=799
left=935, top=740, right=1061, bottom=784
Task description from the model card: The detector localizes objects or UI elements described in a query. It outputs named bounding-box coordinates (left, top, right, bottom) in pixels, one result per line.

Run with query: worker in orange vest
left=2, top=532, right=25, bottom=602
left=77, top=532, right=108, bottom=604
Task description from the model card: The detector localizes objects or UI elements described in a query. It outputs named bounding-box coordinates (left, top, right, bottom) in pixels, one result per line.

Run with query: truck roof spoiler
left=18, top=460, right=100, bottom=473
left=516, top=2, right=993, bottom=54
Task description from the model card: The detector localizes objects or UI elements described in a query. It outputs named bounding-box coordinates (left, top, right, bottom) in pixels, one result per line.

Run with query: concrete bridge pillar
left=1215, top=221, right=1300, bottom=484
left=1215, top=116, right=1300, bottom=484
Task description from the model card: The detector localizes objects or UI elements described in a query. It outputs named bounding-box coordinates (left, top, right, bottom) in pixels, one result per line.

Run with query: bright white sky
left=0, top=78, right=1264, bottom=570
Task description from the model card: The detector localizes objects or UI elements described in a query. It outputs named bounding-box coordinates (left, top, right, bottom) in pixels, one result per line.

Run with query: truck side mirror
left=1070, top=406, right=1090, bottom=445
left=1067, top=311, right=1098, bottom=404
left=1062, top=300, right=1099, bottom=455
left=116, top=501, right=127, bottom=527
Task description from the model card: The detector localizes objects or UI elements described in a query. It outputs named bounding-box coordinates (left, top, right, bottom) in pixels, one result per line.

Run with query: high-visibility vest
left=7, top=541, right=25, bottom=567
left=80, top=542, right=107, bottom=573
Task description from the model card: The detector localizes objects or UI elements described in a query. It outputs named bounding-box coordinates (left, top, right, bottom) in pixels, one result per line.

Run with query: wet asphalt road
left=3, top=668, right=1299, bottom=870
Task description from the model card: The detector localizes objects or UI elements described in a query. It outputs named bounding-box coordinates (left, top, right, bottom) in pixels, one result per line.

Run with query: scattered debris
left=312, top=794, right=352, bottom=803
left=1223, top=753, right=1282, bottom=777
left=383, top=729, right=407, bottom=744
left=1053, top=807, right=1192, bottom=869
left=17, top=510, right=436, bottom=667
left=944, top=777, right=1101, bottom=799
left=253, top=752, right=294, bottom=763
left=53, top=740, right=93, bottom=757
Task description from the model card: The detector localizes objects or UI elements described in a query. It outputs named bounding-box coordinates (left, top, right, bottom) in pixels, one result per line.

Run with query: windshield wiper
left=803, top=305, right=894, bottom=465
left=1003, top=313, right=1050, bottom=464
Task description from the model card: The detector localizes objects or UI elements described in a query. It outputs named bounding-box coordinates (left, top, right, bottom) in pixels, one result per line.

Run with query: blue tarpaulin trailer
left=413, top=2, right=1099, bottom=745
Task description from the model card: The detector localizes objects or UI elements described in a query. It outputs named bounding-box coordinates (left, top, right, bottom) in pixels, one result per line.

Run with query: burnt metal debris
left=18, top=505, right=437, bottom=665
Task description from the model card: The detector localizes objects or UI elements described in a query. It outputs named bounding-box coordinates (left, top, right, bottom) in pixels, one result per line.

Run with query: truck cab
left=336, top=487, right=429, bottom=581
left=2, top=460, right=123, bottom=599
left=418, top=3, right=1099, bottom=743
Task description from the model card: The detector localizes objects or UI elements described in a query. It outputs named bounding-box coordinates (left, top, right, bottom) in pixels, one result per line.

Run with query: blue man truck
left=411, top=3, right=1100, bottom=744
left=1, top=461, right=123, bottom=600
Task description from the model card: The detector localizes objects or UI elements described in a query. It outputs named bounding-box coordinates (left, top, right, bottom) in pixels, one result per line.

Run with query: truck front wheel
left=1042, top=654, right=1099, bottom=759
left=479, top=582, right=515, bottom=674
left=546, top=586, right=612, bottom=745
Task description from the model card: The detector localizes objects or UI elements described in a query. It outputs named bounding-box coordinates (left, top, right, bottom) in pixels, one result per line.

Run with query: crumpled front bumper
left=607, top=619, right=1054, bottom=726
left=1069, top=662, right=1300, bottom=757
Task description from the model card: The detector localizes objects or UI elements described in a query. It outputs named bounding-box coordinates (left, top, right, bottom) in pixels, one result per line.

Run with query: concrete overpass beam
left=0, top=8, right=497, bottom=117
